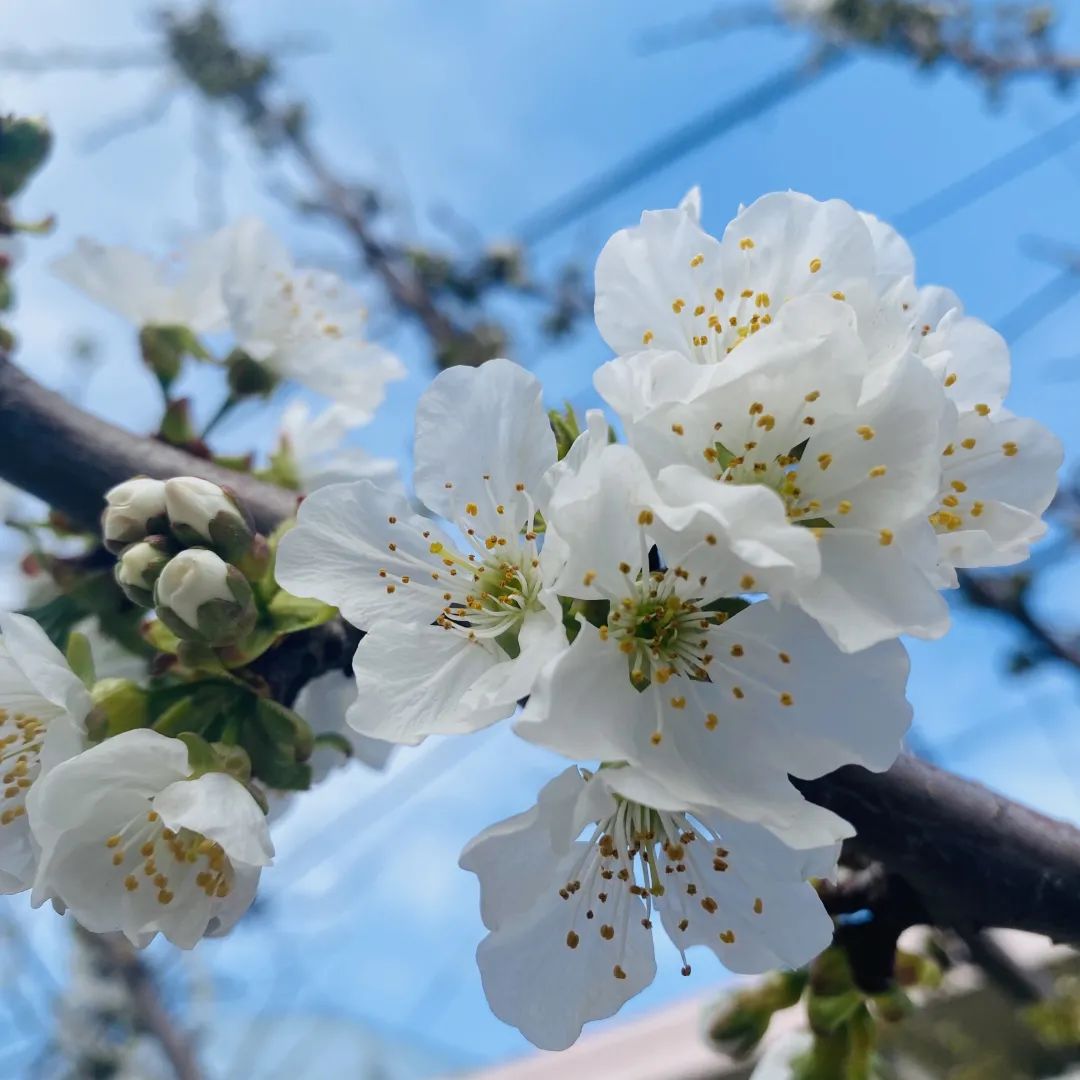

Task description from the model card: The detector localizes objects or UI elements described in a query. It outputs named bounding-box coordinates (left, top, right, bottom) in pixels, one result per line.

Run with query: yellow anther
left=689, top=253, right=704, bottom=267
left=975, top=403, right=991, bottom=416
left=720, top=929, right=736, bottom=943
left=740, top=575, right=755, bottom=590
left=944, top=373, right=958, bottom=387
left=809, top=258, right=822, bottom=273
left=817, top=453, right=832, bottom=470
left=740, top=237, right=755, bottom=250
left=951, top=480, right=967, bottom=493
left=465, top=502, right=478, bottom=516
left=869, top=466, right=887, bottom=478
left=832, top=291, right=846, bottom=301
left=672, top=298, right=686, bottom=313
left=705, top=713, right=718, bottom=731
left=124, top=875, right=139, bottom=892
left=637, top=509, right=654, bottom=525
left=780, top=692, right=794, bottom=706
left=642, top=330, right=654, bottom=344
left=879, top=529, right=894, bottom=546
left=1002, top=441, right=1019, bottom=457
left=732, top=686, right=744, bottom=700
left=961, top=438, right=976, bottom=450
left=649, top=731, right=663, bottom=746
left=693, top=304, right=705, bottom=317
left=856, top=425, right=875, bottom=440
left=670, top=696, right=686, bottom=710
left=837, top=500, right=852, bottom=515
left=582, top=571, right=597, bottom=586
left=714, top=287, right=725, bottom=301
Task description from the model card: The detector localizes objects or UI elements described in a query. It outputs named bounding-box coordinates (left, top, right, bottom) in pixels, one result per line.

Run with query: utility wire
left=893, top=110, right=1080, bottom=236
left=515, top=47, right=852, bottom=245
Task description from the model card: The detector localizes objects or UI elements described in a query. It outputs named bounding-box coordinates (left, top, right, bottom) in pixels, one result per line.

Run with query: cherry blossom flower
left=461, top=764, right=837, bottom=1050
left=29, top=729, right=272, bottom=948
left=218, top=219, right=405, bottom=416
left=275, top=359, right=567, bottom=745
left=520, top=440, right=911, bottom=846
left=0, top=613, right=90, bottom=893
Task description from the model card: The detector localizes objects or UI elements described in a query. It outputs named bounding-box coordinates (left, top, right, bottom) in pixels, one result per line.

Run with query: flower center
left=558, top=784, right=749, bottom=980
left=104, top=807, right=232, bottom=906
left=602, top=571, right=716, bottom=689
left=437, top=543, right=544, bottom=648
left=0, top=708, right=46, bottom=828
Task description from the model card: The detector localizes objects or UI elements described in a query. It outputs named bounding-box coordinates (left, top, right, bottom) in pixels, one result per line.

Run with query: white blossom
left=461, top=765, right=837, bottom=1050
left=275, top=359, right=567, bottom=745
left=218, top=219, right=406, bottom=417
left=0, top=613, right=90, bottom=893
left=862, top=215, right=1063, bottom=583
left=520, top=439, right=911, bottom=847
left=29, top=728, right=273, bottom=948
left=277, top=399, right=401, bottom=495
left=52, top=233, right=229, bottom=332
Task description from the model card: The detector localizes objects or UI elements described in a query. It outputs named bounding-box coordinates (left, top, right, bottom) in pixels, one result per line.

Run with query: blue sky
left=3, top=1, right=1080, bottom=1074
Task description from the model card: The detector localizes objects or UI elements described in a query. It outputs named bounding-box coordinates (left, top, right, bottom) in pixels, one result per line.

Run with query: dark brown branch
left=5, top=355, right=1080, bottom=944
left=0, top=355, right=296, bottom=533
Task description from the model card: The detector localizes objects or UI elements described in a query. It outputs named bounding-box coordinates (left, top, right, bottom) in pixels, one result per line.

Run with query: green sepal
left=313, top=731, right=353, bottom=760
left=0, top=115, right=53, bottom=198
left=266, top=590, right=338, bottom=635
left=177, top=731, right=219, bottom=775
left=807, top=989, right=865, bottom=1036
left=240, top=697, right=314, bottom=790
left=209, top=741, right=252, bottom=783
left=65, top=631, right=95, bottom=688
left=139, top=324, right=208, bottom=392
left=702, top=596, right=752, bottom=617
left=90, top=678, right=149, bottom=739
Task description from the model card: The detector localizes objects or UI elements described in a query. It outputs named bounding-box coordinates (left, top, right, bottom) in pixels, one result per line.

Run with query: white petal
left=459, top=766, right=595, bottom=930
left=475, top=883, right=656, bottom=1051
left=348, top=623, right=511, bottom=745
left=719, top=192, right=879, bottom=305
left=594, top=208, right=723, bottom=356
left=936, top=410, right=1062, bottom=570
left=153, top=772, right=273, bottom=868
left=413, top=358, right=555, bottom=534
left=0, top=612, right=91, bottom=724
left=797, top=526, right=949, bottom=650
left=274, top=480, right=454, bottom=628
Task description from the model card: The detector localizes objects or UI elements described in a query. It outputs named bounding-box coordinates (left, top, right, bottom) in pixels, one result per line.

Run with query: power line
left=515, top=47, right=852, bottom=246
left=893, top=109, right=1080, bottom=237
left=995, top=266, right=1080, bottom=344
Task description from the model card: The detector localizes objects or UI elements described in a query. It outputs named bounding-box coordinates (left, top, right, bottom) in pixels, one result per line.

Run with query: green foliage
left=0, top=115, right=52, bottom=199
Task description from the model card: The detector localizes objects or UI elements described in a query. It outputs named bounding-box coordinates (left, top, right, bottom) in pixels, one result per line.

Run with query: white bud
left=102, top=478, right=168, bottom=552
left=115, top=537, right=172, bottom=606
left=154, top=548, right=255, bottom=645
left=164, top=477, right=249, bottom=543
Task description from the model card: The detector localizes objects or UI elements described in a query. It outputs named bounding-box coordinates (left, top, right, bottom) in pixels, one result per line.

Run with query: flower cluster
left=106, top=476, right=263, bottom=647
left=277, top=189, right=1060, bottom=1049
left=0, top=613, right=273, bottom=947
left=53, top=217, right=405, bottom=417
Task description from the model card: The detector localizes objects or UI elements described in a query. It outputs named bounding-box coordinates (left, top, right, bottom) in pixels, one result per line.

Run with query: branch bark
left=4, top=354, right=1080, bottom=943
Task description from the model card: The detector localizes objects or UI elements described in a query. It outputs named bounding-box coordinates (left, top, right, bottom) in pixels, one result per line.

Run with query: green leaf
left=64, top=631, right=95, bottom=688
left=807, top=989, right=865, bottom=1036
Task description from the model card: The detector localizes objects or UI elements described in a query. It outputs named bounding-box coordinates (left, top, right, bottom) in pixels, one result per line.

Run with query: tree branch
left=81, top=929, right=203, bottom=1080
left=4, top=354, right=1080, bottom=943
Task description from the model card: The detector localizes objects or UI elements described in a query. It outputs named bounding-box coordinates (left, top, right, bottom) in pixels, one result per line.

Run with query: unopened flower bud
left=154, top=548, right=256, bottom=646
left=0, top=115, right=53, bottom=199
left=101, top=477, right=168, bottom=553
left=164, top=476, right=254, bottom=562
left=114, top=535, right=173, bottom=607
